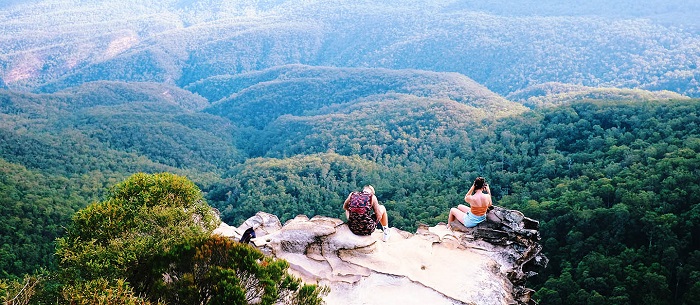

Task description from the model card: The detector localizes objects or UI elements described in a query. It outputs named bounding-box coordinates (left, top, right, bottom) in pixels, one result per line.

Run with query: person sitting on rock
left=343, top=185, right=390, bottom=241
left=448, top=177, right=492, bottom=229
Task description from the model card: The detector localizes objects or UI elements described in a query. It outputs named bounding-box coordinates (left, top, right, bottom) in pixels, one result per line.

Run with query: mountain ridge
left=507, top=82, right=691, bottom=108
left=2, top=0, right=699, bottom=97
left=201, top=65, right=523, bottom=129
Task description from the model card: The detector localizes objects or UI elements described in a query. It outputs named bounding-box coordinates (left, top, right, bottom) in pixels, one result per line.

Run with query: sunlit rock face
left=214, top=207, right=547, bottom=305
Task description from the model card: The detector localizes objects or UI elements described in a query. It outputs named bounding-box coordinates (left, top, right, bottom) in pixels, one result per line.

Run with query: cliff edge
left=214, top=206, right=548, bottom=305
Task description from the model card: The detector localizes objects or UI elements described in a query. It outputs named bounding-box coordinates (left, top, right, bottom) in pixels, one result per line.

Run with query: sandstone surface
left=213, top=206, right=547, bottom=305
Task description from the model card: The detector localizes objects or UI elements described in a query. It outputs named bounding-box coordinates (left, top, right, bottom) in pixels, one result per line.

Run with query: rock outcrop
left=213, top=206, right=547, bottom=305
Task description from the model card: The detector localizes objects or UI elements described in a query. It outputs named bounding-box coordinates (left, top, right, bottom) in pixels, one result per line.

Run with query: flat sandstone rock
left=214, top=207, right=546, bottom=305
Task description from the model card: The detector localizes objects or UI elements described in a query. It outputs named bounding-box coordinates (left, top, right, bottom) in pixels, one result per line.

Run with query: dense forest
left=2, top=78, right=698, bottom=303
left=204, top=100, right=700, bottom=305
left=2, top=0, right=700, bottom=304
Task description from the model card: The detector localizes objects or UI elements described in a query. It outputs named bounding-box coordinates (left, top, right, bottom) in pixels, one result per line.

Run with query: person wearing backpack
left=343, top=185, right=391, bottom=242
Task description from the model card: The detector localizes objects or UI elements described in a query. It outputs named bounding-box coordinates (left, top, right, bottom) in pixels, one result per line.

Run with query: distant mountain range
left=2, top=3, right=700, bottom=299
left=1, top=0, right=698, bottom=97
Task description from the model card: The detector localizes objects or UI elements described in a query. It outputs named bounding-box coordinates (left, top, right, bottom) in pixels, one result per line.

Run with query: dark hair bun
left=474, top=177, right=485, bottom=189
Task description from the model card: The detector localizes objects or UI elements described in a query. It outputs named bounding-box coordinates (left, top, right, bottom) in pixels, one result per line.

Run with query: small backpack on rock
left=239, top=227, right=256, bottom=244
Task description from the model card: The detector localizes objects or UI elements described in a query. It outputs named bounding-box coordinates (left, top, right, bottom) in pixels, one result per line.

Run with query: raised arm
left=464, top=183, right=476, bottom=204
left=485, top=184, right=493, bottom=207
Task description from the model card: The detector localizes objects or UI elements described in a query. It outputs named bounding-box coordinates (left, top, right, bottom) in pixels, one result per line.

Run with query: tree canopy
left=3, top=173, right=326, bottom=305
left=1, top=65, right=699, bottom=304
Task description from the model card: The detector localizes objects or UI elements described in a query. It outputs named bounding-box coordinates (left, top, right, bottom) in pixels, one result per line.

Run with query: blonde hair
left=363, top=185, right=375, bottom=195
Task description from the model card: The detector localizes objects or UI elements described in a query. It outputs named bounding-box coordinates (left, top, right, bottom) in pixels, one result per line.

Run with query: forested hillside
left=201, top=65, right=524, bottom=129
left=3, top=79, right=700, bottom=304
left=2, top=0, right=699, bottom=97
left=495, top=101, right=700, bottom=304
left=2, top=0, right=700, bottom=304
left=507, top=82, right=690, bottom=109
left=0, top=160, right=87, bottom=278
left=0, top=82, right=241, bottom=174
left=206, top=99, right=700, bottom=304
left=0, top=82, right=238, bottom=278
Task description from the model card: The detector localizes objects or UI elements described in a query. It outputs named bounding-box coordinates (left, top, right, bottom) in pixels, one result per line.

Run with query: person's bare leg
left=377, top=205, right=388, bottom=227
left=377, top=205, right=391, bottom=241
left=457, top=204, right=471, bottom=213
left=448, top=207, right=466, bottom=225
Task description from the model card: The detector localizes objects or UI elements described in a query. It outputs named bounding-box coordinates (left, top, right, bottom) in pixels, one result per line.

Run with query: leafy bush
left=49, top=172, right=326, bottom=305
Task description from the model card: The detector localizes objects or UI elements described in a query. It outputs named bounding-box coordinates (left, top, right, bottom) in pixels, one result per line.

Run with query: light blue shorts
left=462, top=211, right=486, bottom=228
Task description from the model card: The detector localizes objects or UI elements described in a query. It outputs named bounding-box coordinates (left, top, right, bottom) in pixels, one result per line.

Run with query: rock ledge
left=214, top=206, right=547, bottom=305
